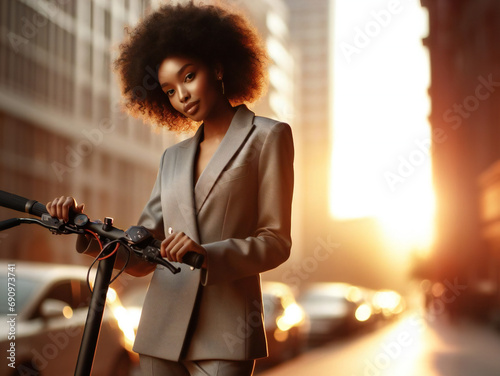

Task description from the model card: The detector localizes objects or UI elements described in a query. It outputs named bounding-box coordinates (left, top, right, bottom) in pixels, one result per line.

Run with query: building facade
left=283, top=0, right=332, bottom=262
left=421, top=0, right=500, bottom=320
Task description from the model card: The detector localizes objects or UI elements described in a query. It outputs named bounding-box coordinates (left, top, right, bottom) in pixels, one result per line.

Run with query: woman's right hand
left=46, top=196, right=85, bottom=222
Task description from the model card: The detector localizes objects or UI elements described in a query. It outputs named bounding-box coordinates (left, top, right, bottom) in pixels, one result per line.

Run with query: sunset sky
left=329, top=0, right=434, bottom=254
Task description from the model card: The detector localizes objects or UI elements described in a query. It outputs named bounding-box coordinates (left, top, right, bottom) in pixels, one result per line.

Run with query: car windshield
left=300, top=293, right=349, bottom=315
left=0, top=276, right=39, bottom=314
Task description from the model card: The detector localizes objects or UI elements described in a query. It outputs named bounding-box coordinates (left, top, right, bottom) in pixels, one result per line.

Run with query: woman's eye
left=185, top=72, right=195, bottom=82
left=166, top=89, right=175, bottom=96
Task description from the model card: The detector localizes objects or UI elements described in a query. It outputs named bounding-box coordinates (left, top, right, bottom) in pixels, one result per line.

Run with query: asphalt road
left=256, top=310, right=500, bottom=376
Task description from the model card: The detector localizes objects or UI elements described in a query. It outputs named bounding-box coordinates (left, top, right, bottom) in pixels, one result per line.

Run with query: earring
left=218, top=75, right=225, bottom=95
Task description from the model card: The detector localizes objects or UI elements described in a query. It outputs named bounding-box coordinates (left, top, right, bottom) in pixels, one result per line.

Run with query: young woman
left=46, top=3, right=294, bottom=375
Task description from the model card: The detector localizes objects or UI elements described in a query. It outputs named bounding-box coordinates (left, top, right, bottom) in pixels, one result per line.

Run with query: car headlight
left=355, top=303, right=372, bottom=322
left=276, top=303, right=305, bottom=332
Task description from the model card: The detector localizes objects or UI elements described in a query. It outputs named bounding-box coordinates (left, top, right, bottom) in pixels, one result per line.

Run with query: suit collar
left=194, top=105, right=255, bottom=214
left=174, top=105, right=255, bottom=237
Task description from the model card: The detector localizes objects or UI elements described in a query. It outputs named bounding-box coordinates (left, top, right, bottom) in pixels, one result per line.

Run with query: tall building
left=0, top=0, right=177, bottom=263
left=236, top=0, right=295, bottom=123
left=283, top=0, right=332, bottom=259
left=421, top=0, right=500, bottom=320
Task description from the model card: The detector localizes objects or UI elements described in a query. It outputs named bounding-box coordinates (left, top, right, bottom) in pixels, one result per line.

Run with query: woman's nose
left=178, top=86, right=190, bottom=102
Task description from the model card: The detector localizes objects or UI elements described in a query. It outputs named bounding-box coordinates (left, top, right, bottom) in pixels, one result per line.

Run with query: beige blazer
left=126, top=105, right=293, bottom=361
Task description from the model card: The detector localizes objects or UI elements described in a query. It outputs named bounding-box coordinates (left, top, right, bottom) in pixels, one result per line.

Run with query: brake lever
left=138, top=246, right=181, bottom=274
left=124, top=225, right=181, bottom=274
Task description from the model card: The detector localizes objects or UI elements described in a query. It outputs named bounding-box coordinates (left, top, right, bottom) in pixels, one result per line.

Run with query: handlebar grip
left=0, top=190, right=48, bottom=217
left=182, top=251, right=204, bottom=269
left=31, top=202, right=49, bottom=217
left=151, top=239, right=204, bottom=269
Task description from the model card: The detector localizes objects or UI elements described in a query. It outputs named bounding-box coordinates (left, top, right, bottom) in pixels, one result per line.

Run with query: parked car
left=298, top=282, right=364, bottom=346
left=259, top=281, right=308, bottom=364
left=0, top=262, right=134, bottom=376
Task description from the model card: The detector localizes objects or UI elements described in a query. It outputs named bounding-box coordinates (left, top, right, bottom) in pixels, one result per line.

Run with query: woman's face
left=158, top=56, right=222, bottom=122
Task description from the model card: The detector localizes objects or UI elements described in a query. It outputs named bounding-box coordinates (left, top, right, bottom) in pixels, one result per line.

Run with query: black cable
left=86, top=239, right=124, bottom=293
left=109, top=241, right=132, bottom=284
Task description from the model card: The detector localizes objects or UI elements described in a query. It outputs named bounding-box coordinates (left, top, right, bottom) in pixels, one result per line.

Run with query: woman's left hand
left=160, top=231, right=207, bottom=268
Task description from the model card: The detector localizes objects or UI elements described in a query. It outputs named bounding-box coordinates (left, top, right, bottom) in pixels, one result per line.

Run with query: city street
left=257, top=310, right=500, bottom=376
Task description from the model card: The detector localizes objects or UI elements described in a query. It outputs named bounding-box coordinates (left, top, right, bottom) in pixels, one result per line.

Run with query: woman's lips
left=184, top=101, right=200, bottom=115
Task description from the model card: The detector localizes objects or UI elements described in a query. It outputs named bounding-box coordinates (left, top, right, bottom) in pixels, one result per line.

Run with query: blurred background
left=2, top=0, right=500, bottom=375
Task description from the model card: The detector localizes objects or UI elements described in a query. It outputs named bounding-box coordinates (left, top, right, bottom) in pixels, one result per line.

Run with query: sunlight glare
left=329, top=0, right=434, bottom=252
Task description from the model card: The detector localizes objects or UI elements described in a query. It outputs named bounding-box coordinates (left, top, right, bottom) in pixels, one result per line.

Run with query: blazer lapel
left=194, top=105, right=255, bottom=214
left=174, top=125, right=204, bottom=244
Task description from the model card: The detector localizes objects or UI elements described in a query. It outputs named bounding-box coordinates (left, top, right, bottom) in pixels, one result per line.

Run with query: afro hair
left=113, top=2, right=269, bottom=132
